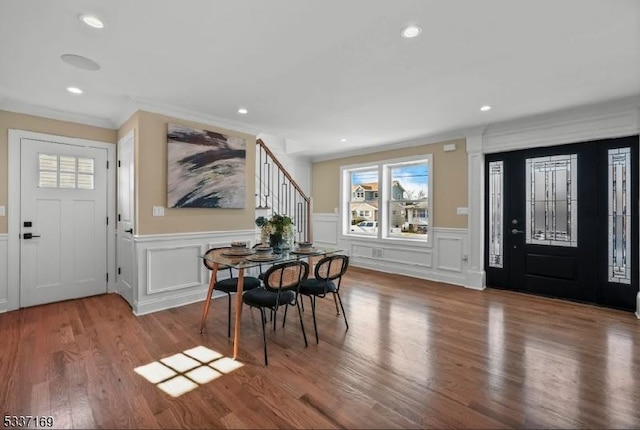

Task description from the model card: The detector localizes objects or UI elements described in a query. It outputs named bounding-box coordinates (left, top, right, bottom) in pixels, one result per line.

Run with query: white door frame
left=7, top=129, right=116, bottom=311
left=466, top=99, right=640, bottom=315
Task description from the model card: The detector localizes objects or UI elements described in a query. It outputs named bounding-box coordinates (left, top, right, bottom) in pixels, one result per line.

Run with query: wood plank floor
left=1, top=267, right=640, bottom=429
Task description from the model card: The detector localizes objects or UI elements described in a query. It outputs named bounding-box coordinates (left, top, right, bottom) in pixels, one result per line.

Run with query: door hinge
left=118, top=267, right=121, bottom=275
left=106, top=216, right=109, bottom=225
left=107, top=161, right=109, bottom=169
left=118, top=160, right=121, bottom=168
left=118, top=214, right=121, bottom=221
left=106, top=273, right=109, bottom=282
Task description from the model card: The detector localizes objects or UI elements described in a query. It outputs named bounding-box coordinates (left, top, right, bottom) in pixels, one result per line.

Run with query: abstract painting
left=167, top=123, right=246, bottom=208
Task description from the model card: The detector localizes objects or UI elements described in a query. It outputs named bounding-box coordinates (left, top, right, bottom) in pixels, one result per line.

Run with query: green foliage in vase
left=255, top=214, right=294, bottom=235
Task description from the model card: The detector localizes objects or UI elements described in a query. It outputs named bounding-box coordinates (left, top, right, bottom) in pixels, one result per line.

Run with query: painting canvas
left=167, top=123, right=246, bottom=208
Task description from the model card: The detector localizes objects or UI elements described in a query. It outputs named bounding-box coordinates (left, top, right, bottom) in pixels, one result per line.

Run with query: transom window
left=342, top=154, right=432, bottom=242
left=39, top=154, right=95, bottom=189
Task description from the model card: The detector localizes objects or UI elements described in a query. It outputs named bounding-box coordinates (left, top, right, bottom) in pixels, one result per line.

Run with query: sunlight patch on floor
left=134, top=345, right=243, bottom=397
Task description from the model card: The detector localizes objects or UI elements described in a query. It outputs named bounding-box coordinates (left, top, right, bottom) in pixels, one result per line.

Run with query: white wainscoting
left=0, top=234, right=8, bottom=313
left=313, top=213, right=470, bottom=287
left=312, top=213, right=339, bottom=245
left=132, top=229, right=257, bottom=315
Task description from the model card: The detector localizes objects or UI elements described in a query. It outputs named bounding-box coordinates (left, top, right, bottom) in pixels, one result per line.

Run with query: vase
left=269, top=233, right=283, bottom=253
left=260, top=226, right=270, bottom=245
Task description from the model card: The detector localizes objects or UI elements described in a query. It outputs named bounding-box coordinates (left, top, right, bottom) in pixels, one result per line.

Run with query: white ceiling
left=1, top=0, right=639, bottom=159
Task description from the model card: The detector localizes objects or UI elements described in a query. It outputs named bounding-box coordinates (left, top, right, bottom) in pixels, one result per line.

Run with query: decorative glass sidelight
left=488, top=161, right=504, bottom=268
left=608, top=148, right=631, bottom=284
left=525, top=154, right=577, bottom=247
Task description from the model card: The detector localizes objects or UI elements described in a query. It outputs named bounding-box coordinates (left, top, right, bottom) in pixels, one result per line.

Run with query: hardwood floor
left=1, top=267, right=639, bottom=429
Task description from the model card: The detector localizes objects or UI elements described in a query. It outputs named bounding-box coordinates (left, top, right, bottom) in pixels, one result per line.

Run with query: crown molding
left=114, top=97, right=261, bottom=136
left=485, top=95, right=640, bottom=137
left=483, top=96, right=640, bottom=153
left=310, top=129, right=467, bottom=163
left=0, top=97, right=115, bottom=129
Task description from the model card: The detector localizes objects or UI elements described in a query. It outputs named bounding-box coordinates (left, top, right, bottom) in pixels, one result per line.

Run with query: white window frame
left=340, top=154, right=433, bottom=245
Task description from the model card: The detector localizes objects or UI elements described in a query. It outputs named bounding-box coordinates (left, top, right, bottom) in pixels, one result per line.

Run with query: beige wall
left=133, top=111, right=256, bottom=235
left=0, top=110, right=117, bottom=234
left=312, top=138, right=468, bottom=229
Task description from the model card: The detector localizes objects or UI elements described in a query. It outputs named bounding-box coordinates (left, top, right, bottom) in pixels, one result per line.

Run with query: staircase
left=255, top=139, right=311, bottom=243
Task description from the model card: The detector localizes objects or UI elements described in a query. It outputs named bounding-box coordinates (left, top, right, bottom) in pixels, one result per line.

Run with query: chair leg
left=335, top=292, right=349, bottom=330
left=310, top=295, right=319, bottom=344
left=295, top=300, right=308, bottom=347
left=332, top=292, right=340, bottom=316
left=259, top=308, right=268, bottom=365
left=282, top=301, right=289, bottom=328
left=272, top=305, right=278, bottom=331
left=227, top=292, right=232, bottom=338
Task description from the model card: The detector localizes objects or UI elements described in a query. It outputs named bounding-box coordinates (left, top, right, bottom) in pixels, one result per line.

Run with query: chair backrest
left=202, top=247, right=233, bottom=276
left=314, top=255, right=349, bottom=285
left=263, top=260, right=309, bottom=293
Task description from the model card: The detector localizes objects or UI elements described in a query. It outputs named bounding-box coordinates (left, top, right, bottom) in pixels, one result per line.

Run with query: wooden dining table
left=199, top=246, right=343, bottom=359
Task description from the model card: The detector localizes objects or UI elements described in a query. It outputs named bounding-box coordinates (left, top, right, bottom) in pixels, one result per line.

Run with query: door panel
left=485, top=135, right=638, bottom=310
left=20, top=138, right=107, bottom=307
left=116, top=131, right=135, bottom=307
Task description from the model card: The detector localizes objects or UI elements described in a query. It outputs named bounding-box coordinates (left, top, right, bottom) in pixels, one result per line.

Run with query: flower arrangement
left=255, top=214, right=294, bottom=247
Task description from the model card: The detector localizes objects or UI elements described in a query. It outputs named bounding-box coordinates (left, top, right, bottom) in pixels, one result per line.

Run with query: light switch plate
left=152, top=206, right=165, bottom=216
left=0, top=206, right=5, bottom=216
left=457, top=207, right=468, bottom=215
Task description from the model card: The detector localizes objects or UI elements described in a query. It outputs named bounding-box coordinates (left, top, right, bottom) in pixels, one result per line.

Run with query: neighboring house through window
left=342, top=154, right=432, bottom=242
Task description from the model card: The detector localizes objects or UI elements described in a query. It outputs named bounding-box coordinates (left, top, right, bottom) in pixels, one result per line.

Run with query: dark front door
left=485, top=135, right=638, bottom=310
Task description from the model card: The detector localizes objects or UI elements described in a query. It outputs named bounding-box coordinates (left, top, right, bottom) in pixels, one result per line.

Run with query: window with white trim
left=346, top=168, right=378, bottom=236
left=39, top=153, right=95, bottom=189
left=342, top=154, right=432, bottom=242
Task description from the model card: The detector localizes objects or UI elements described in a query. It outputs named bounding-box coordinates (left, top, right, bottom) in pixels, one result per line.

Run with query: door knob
left=511, top=228, right=525, bottom=234
left=125, top=228, right=133, bottom=234
left=23, top=233, right=41, bottom=239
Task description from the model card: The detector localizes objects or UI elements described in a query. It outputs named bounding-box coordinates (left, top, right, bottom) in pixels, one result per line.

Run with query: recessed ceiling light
left=79, top=14, right=104, bottom=29
left=340, top=138, right=347, bottom=142
left=61, top=54, right=101, bottom=71
left=237, top=108, right=248, bottom=114
left=480, top=105, right=492, bottom=112
left=66, top=87, right=83, bottom=94
left=401, top=25, right=422, bottom=38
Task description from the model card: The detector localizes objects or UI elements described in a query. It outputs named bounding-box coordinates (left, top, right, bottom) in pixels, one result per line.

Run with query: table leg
left=232, top=268, right=245, bottom=359
left=199, top=262, right=219, bottom=333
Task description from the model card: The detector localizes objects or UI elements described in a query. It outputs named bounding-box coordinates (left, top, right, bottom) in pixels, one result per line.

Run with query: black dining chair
left=242, top=260, right=309, bottom=365
left=298, top=254, right=349, bottom=343
left=202, top=247, right=262, bottom=338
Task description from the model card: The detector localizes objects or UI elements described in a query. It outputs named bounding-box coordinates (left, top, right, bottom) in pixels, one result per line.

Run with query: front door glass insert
left=525, top=154, right=577, bottom=247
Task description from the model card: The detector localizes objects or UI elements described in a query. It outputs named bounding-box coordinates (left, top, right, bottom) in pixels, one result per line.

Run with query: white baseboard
left=133, top=286, right=208, bottom=316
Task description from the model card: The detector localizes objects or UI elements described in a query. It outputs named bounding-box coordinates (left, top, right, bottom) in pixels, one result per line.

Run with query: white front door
left=116, top=131, right=136, bottom=306
left=20, top=138, right=108, bottom=307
